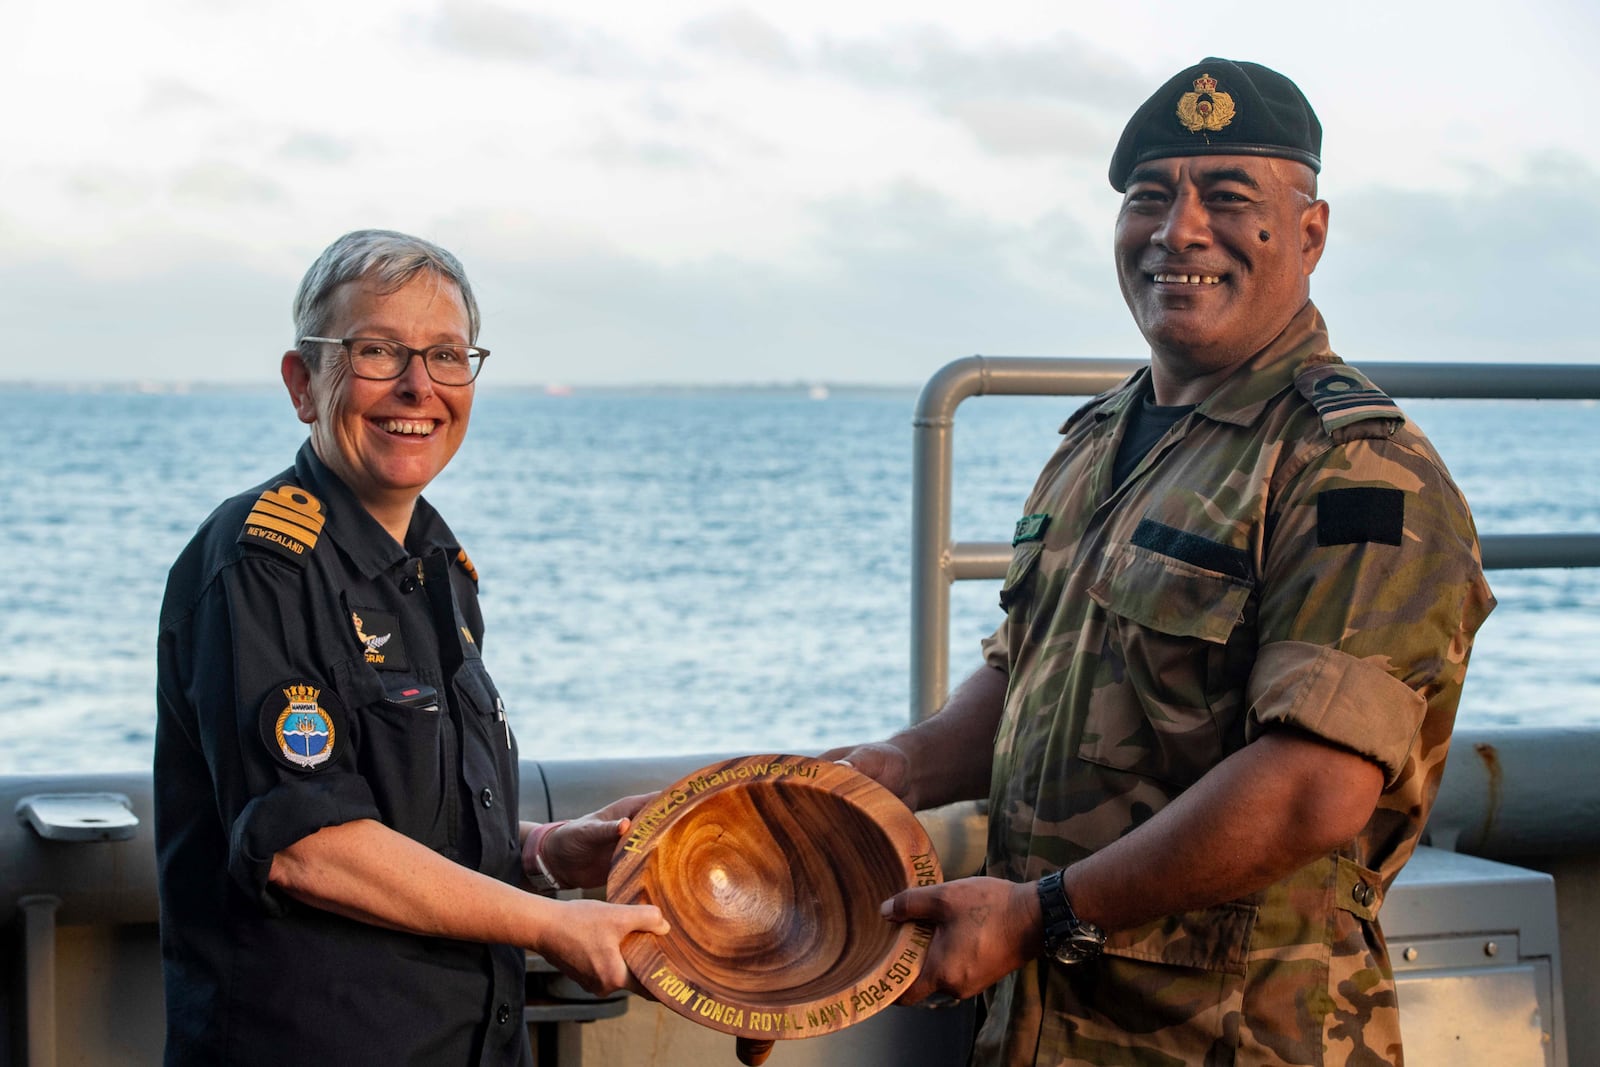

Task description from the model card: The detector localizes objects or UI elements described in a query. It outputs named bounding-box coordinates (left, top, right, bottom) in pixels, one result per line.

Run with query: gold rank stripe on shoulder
left=455, top=548, right=478, bottom=582
left=242, top=485, right=326, bottom=555
left=1295, top=362, right=1402, bottom=434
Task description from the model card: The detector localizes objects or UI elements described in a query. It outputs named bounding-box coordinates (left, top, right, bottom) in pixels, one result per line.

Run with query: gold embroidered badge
left=351, top=611, right=393, bottom=664
left=243, top=484, right=326, bottom=554
left=1176, top=72, right=1235, bottom=133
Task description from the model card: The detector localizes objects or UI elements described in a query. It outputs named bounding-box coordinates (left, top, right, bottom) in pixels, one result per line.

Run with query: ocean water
left=3, top=386, right=1597, bottom=774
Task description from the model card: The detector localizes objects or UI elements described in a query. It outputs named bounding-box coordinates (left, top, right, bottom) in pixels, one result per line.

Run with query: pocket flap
left=1089, top=542, right=1251, bottom=645
left=998, top=540, right=1045, bottom=611
left=1336, top=855, right=1385, bottom=920
left=1103, top=901, right=1257, bottom=975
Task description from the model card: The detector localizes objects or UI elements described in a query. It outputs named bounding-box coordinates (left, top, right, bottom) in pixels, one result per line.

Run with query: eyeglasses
left=300, top=337, right=489, bottom=385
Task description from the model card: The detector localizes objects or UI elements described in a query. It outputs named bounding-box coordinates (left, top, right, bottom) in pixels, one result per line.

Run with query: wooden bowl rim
left=606, top=754, right=942, bottom=1041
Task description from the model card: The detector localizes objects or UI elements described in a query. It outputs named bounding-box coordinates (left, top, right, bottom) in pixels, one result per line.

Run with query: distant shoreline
left=0, top=380, right=921, bottom=398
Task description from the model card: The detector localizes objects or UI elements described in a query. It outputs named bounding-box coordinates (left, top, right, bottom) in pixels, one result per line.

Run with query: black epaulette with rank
left=236, top=483, right=326, bottom=564
left=1294, top=359, right=1404, bottom=436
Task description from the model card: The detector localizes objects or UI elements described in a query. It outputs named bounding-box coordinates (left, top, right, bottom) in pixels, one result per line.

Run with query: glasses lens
left=425, top=346, right=482, bottom=384
left=347, top=339, right=407, bottom=379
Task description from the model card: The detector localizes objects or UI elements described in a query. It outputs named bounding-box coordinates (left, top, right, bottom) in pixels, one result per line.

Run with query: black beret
left=1109, top=59, right=1321, bottom=191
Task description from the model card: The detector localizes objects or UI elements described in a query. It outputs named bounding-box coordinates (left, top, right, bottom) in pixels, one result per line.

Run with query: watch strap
left=1037, top=869, right=1106, bottom=964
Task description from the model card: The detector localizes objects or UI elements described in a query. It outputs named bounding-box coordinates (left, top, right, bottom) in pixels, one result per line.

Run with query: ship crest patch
left=261, top=681, right=343, bottom=771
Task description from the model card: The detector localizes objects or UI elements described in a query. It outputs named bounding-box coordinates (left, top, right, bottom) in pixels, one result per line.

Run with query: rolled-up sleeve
left=1246, top=432, right=1494, bottom=782
left=180, top=556, right=382, bottom=911
left=229, top=775, right=382, bottom=914
left=1247, top=641, right=1426, bottom=782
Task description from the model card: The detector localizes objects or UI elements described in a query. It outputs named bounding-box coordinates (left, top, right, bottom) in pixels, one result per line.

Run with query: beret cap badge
left=1108, top=58, right=1321, bottom=192
left=1176, top=73, right=1235, bottom=134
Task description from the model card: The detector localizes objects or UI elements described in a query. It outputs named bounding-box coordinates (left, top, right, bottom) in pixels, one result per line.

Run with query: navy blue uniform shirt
left=155, top=441, right=532, bottom=1066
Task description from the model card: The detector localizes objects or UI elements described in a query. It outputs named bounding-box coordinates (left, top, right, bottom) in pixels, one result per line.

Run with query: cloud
left=64, top=167, right=157, bottom=209
left=170, top=162, right=287, bottom=206
left=680, top=9, right=798, bottom=70
left=677, top=21, right=1138, bottom=159
left=0, top=247, right=293, bottom=384
left=427, top=1, right=572, bottom=62
left=423, top=0, right=651, bottom=76
left=278, top=132, right=356, bottom=165
left=820, top=29, right=1139, bottom=160
left=141, top=79, right=219, bottom=116
left=1317, top=153, right=1600, bottom=362
left=818, top=26, right=1142, bottom=108
left=246, top=186, right=1105, bottom=387
left=5, top=163, right=1593, bottom=388
left=942, top=98, right=1106, bottom=157
left=465, top=181, right=1122, bottom=385
left=584, top=124, right=708, bottom=171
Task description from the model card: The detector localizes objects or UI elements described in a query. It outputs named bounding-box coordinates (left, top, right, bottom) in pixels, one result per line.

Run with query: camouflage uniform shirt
left=977, top=303, right=1494, bottom=1066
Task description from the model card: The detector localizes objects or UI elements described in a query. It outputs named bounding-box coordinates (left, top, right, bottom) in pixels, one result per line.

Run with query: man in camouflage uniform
left=831, top=59, right=1494, bottom=1065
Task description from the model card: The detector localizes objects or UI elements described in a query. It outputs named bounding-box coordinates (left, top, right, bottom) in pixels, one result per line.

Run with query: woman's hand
left=533, top=898, right=671, bottom=996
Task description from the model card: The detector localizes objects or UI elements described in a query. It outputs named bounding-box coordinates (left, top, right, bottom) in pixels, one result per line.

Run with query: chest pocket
left=1089, top=538, right=1251, bottom=643
left=332, top=656, right=455, bottom=852
left=998, top=540, right=1045, bottom=612
left=452, top=658, right=519, bottom=813
left=1079, top=536, right=1254, bottom=787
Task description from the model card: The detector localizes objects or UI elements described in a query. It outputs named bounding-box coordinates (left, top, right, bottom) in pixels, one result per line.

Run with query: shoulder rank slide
left=1294, top=361, right=1403, bottom=434
left=239, top=484, right=325, bottom=562
left=455, top=547, right=479, bottom=583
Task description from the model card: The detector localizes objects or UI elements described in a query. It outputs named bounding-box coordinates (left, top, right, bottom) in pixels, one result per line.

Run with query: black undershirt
left=1112, top=385, right=1196, bottom=485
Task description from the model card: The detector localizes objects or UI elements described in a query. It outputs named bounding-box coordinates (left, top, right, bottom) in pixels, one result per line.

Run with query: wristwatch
left=1037, top=869, right=1105, bottom=964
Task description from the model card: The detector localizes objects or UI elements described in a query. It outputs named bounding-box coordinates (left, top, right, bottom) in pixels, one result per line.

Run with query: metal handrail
left=911, top=357, right=1600, bottom=720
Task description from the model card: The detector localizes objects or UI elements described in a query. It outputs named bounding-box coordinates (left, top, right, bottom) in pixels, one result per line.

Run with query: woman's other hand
left=533, top=898, right=670, bottom=996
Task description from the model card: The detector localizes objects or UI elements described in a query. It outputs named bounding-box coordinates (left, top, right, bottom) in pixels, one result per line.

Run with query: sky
left=4, top=0, right=1599, bottom=387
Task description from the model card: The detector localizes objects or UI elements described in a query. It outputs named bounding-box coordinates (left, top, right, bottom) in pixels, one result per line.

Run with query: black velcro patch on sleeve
left=1130, top=519, right=1251, bottom=580
left=1316, top=487, right=1404, bottom=547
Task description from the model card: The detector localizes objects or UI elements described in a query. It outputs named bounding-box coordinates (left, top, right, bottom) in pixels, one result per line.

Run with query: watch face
left=1050, top=928, right=1105, bottom=964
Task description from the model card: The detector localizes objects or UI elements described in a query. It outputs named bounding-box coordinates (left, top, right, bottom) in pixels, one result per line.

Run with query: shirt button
left=496, top=1002, right=511, bottom=1025
left=480, top=787, right=494, bottom=809
left=400, top=576, right=419, bottom=593
left=1353, top=880, right=1374, bottom=906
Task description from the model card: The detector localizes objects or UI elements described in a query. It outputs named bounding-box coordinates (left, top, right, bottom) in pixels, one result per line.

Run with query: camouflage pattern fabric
left=976, top=303, right=1495, bottom=1066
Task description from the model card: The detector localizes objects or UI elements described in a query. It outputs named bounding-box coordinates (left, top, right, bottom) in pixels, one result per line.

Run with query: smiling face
left=1114, top=154, right=1328, bottom=402
left=280, top=270, right=474, bottom=542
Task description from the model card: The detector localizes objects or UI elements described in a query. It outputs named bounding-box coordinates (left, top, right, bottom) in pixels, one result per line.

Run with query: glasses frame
left=300, top=336, right=490, bottom=385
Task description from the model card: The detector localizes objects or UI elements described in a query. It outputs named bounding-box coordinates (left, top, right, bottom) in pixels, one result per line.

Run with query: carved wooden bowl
left=608, top=754, right=941, bottom=1056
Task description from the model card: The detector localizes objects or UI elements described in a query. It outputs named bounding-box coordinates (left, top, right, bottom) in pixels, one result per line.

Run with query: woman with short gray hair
left=154, top=229, right=667, bottom=1066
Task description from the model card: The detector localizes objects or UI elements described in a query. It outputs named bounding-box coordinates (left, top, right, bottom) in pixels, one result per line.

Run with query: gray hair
left=292, top=229, right=481, bottom=365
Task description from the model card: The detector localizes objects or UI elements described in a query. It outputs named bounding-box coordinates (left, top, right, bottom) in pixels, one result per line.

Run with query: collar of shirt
left=291, top=440, right=463, bottom=580
left=1080, top=301, right=1336, bottom=435
left=1194, top=301, right=1334, bottom=427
